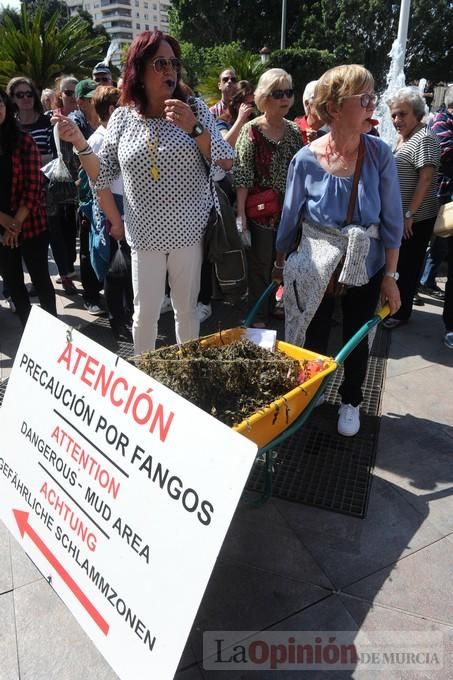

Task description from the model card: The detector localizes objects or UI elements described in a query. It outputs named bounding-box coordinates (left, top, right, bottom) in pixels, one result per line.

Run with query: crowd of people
left=1, top=29, right=452, bottom=439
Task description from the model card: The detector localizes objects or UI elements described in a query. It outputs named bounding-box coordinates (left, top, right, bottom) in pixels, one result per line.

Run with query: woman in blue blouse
left=273, top=65, right=403, bottom=437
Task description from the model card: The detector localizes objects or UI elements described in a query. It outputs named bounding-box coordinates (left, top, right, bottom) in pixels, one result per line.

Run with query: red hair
left=121, top=31, right=186, bottom=113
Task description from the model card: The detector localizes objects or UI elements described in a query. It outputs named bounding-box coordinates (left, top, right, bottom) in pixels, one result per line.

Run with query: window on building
left=153, top=3, right=157, bottom=8
left=145, top=23, right=149, bottom=30
left=144, top=12, right=148, bottom=19
left=144, top=1, right=148, bottom=7
left=135, top=11, right=139, bottom=16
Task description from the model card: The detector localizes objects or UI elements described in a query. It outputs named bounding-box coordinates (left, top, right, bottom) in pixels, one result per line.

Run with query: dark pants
left=394, top=217, right=436, bottom=321
left=0, top=230, right=56, bottom=327
left=247, top=221, right=276, bottom=322
left=305, top=269, right=383, bottom=406
left=443, top=236, right=453, bottom=332
left=198, top=259, right=212, bottom=305
left=48, top=204, right=77, bottom=277
left=79, top=211, right=102, bottom=305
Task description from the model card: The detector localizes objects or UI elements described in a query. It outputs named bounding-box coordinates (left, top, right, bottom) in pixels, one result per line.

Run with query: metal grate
left=246, top=328, right=390, bottom=519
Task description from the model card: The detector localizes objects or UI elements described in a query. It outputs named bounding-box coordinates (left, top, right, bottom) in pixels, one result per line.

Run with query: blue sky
left=0, top=0, right=21, bottom=9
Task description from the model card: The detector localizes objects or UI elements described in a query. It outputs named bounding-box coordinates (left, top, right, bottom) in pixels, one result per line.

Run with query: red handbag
left=246, top=189, right=281, bottom=221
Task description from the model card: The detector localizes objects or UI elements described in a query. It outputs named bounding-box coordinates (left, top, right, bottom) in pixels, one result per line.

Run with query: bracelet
left=273, top=261, right=284, bottom=269
left=73, top=144, right=92, bottom=156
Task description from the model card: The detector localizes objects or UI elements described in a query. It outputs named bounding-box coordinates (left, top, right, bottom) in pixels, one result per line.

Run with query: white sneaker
left=196, top=302, right=212, bottom=322
left=337, top=403, right=360, bottom=437
left=160, top=295, right=173, bottom=315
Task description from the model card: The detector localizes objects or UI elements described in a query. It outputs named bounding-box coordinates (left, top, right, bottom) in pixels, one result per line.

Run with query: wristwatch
left=189, top=122, right=204, bottom=138
left=385, top=271, right=400, bottom=281
left=405, top=209, right=414, bottom=219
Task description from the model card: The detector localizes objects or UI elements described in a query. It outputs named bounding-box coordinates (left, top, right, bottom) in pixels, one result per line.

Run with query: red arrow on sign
left=13, top=509, right=109, bottom=636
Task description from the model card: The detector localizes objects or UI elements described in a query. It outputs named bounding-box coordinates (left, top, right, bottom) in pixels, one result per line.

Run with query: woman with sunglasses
left=54, top=76, right=78, bottom=117
left=54, top=30, right=233, bottom=354
left=273, top=65, right=403, bottom=437
left=7, top=77, right=53, bottom=165
left=0, top=89, right=56, bottom=327
left=234, top=68, right=303, bottom=327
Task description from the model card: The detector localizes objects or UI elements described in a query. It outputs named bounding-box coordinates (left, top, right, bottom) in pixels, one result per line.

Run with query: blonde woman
left=273, top=65, right=403, bottom=437
left=234, top=68, right=303, bottom=327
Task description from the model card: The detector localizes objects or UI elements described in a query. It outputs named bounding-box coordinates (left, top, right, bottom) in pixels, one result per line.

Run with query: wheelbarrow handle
left=243, top=281, right=279, bottom=327
left=334, top=303, right=391, bottom=365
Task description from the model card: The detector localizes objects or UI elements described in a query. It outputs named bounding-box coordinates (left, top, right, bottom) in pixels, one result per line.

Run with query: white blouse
left=95, top=98, right=233, bottom=251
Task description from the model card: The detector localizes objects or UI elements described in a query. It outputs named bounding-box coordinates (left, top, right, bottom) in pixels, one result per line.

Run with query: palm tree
left=0, top=5, right=106, bottom=91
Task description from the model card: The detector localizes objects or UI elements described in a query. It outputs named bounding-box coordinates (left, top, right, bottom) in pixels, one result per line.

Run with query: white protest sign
left=0, top=307, right=257, bottom=680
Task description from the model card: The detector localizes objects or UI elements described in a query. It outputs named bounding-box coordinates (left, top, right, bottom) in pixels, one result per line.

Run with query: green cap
left=75, top=79, right=97, bottom=99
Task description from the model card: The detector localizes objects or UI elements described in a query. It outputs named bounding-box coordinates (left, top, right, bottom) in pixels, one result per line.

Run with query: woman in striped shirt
left=383, top=87, right=441, bottom=328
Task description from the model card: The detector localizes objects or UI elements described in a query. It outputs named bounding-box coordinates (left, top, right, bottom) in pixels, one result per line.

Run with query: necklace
left=324, top=135, right=359, bottom=170
left=147, top=119, right=160, bottom=181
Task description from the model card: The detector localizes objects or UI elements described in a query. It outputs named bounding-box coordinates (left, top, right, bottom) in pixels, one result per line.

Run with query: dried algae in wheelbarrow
left=136, top=338, right=308, bottom=427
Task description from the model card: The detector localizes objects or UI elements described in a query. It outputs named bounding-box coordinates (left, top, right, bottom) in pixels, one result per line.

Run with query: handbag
left=326, top=136, right=365, bottom=296
left=433, top=201, right=453, bottom=238
left=245, top=125, right=282, bottom=222
left=246, top=188, right=281, bottom=221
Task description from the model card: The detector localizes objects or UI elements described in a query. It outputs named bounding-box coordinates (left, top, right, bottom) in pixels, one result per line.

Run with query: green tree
left=168, top=0, right=304, bottom=51
left=0, top=5, right=106, bottom=90
left=18, top=0, right=110, bottom=43
left=195, top=43, right=265, bottom=105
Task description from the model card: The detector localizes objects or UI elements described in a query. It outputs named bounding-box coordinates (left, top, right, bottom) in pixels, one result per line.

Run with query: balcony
left=102, top=8, right=132, bottom=16
left=101, top=0, right=131, bottom=7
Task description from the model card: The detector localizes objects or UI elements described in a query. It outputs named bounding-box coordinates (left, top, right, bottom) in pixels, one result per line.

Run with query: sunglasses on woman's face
left=221, top=76, right=237, bottom=83
left=63, top=89, right=75, bottom=96
left=14, top=91, right=33, bottom=99
left=270, top=89, right=294, bottom=100
left=151, top=57, right=181, bottom=73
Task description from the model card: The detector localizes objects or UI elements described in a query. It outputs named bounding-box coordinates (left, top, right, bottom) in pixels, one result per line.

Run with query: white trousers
left=131, top=243, right=203, bottom=354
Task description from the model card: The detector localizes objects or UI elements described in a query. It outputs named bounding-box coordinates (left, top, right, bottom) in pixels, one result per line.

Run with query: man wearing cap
left=68, top=79, right=103, bottom=315
left=69, top=79, right=99, bottom=140
left=92, top=63, right=113, bottom=86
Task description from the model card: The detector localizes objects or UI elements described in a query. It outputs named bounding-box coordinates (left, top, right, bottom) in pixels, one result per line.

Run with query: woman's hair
left=6, top=76, right=43, bottom=115
left=254, top=68, right=293, bottom=112
left=92, top=86, right=121, bottom=122
left=0, top=88, right=21, bottom=155
left=386, top=86, right=427, bottom=121
left=220, top=80, right=254, bottom=124
left=54, top=75, right=78, bottom=109
left=313, top=64, right=374, bottom=124
left=41, top=88, right=55, bottom=111
left=121, top=30, right=187, bottom=113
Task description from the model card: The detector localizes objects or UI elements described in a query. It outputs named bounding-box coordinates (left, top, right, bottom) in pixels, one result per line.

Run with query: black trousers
left=443, top=236, right=453, bottom=332
left=0, top=230, right=56, bottom=327
left=48, top=204, right=77, bottom=276
left=247, top=221, right=276, bottom=322
left=104, top=239, right=133, bottom=331
left=305, top=268, right=383, bottom=406
left=393, top=217, right=436, bottom=321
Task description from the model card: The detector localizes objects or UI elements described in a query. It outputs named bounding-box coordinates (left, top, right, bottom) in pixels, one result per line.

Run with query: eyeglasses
left=270, top=89, right=294, bottom=100
left=14, top=91, right=33, bottom=99
left=151, top=57, right=181, bottom=72
left=344, top=93, right=378, bottom=108
left=221, top=76, right=237, bottom=83
left=94, top=76, right=110, bottom=83
left=63, top=89, right=75, bottom=96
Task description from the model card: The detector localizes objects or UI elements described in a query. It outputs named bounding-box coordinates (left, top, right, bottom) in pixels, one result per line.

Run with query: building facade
left=67, top=0, right=170, bottom=61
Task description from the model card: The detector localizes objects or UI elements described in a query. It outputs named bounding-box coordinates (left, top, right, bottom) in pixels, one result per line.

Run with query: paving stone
left=344, top=536, right=453, bottom=626
left=14, top=579, right=118, bottom=680
left=188, top=560, right=328, bottom=663
left=9, top=535, right=43, bottom=589
left=200, top=594, right=356, bottom=680
left=385, top=364, right=453, bottom=426
left=0, top=591, right=19, bottom=680
left=219, top=493, right=333, bottom=589
left=272, top=476, right=444, bottom=590
left=0, top=520, right=12, bottom=594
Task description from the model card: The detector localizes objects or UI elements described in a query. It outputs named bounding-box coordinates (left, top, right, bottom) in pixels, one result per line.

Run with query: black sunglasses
left=151, top=57, right=181, bottom=72
left=14, top=91, right=34, bottom=99
left=94, top=76, right=110, bottom=83
left=270, top=89, right=294, bottom=100
left=221, top=76, right=237, bottom=83
left=63, top=89, right=75, bottom=96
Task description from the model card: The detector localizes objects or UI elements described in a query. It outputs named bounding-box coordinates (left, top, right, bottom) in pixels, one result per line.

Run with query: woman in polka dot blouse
left=54, top=31, right=234, bottom=353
